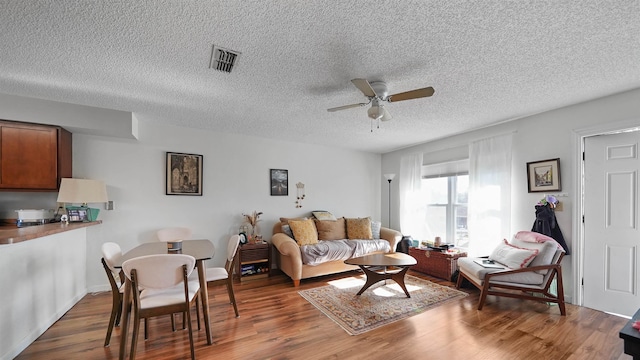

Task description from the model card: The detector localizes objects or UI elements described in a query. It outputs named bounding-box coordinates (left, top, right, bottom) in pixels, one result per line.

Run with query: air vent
left=209, top=45, right=241, bottom=73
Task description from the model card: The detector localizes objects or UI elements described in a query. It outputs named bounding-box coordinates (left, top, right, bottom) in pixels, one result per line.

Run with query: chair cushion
left=489, top=239, right=538, bottom=269
left=289, top=219, right=319, bottom=246
left=204, top=267, right=228, bottom=282
left=512, top=231, right=561, bottom=274
left=458, top=257, right=545, bottom=285
left=139, top=282, right=200, bottom=309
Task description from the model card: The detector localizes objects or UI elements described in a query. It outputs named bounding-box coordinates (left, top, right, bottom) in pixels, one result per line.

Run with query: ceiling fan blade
left=351, top=78, right=376, bottom=97
left=388, top=87, right=435, bottom=102
left=327, top=103, right=367, bottom=112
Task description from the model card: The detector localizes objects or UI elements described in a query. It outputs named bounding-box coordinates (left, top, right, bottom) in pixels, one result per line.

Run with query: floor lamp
left=383, top=173, right=395, bottom=227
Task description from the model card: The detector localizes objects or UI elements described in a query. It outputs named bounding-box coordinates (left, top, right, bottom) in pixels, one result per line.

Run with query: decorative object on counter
left=295, top=182, right=305, bottom=208
left=15, top=209, right=55, bottom=227
left=242, top=210, right=263, bottom=240
left=166, top=152, right=203, bottom=196
left=270, top=169, right=288, bottom=196
left=57, top=178, right=109, bottom=221
left=383, top=173, right=395, bottom=227
left=526, top=158, right=561, bottom=192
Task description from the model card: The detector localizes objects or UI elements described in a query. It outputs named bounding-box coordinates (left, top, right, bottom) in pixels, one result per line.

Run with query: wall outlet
left=105, top=201, right=114, bottom=210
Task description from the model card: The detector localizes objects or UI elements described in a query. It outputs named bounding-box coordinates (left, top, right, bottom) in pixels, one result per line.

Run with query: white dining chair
left=122, top=254, right=199, bottom=360
left=192, top=234, right=241, bottom=318
left=100, top=242, right=124, bottom=347
left=156, top=227, right=192, bottom=242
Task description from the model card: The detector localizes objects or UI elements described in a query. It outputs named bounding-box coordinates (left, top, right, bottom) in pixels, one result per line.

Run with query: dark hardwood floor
left=15, top=270, right=630, bottom=360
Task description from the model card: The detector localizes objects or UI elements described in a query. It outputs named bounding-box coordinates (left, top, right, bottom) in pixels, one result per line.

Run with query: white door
left=583, top=130, right=640, bottom=316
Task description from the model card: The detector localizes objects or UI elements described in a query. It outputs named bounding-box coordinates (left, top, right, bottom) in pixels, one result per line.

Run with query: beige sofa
left=271, top=220, right=402, bottom=286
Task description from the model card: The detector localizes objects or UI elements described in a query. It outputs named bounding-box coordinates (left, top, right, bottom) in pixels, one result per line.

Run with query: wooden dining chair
left=122, top=254, right=200, bottom=360
left=199, top=234, right=241, bottom=317
left=157, top=227, right=192, bottom=242
left=101, top=242, right=125, bottom=347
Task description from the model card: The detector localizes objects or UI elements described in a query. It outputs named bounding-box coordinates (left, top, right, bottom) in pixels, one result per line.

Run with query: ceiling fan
left=327, top=79, right=435, bottom=123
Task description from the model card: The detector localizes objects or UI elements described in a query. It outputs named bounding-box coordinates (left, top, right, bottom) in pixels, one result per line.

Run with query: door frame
left=572, top=118, right=640, bottom=307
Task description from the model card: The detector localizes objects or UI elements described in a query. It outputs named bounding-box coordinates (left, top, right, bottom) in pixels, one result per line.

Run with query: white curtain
left=467, top=133, right=513, bottom=257
left=399, top=152, right=428, bottom=239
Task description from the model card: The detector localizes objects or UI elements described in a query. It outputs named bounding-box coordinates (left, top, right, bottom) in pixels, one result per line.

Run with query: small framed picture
left=67, top=208, right=88, bottom=222
left=270, top=169, right=288, bottom=196
left=527, top=158, right=562, bottom=193
left=166, top=152, right=203, bottom=196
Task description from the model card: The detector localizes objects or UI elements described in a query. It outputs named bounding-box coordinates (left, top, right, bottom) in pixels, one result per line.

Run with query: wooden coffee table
left=345, top=252, right=417, bottom=297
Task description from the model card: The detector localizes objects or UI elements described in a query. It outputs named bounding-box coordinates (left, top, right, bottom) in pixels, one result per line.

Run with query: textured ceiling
left=0, top=1, right=638, bottom=153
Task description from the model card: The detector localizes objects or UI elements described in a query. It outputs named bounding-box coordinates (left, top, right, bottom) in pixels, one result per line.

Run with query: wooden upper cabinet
left=0, top=120, right=72, bottom=191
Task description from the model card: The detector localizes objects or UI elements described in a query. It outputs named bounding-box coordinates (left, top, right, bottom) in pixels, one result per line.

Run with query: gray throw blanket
left=300, top=239, right=390, bottom=266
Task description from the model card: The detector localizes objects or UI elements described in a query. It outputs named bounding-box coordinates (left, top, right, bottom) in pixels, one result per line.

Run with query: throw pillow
left=312, top=210, right=337, bottom=221
left=512, top=231, right=559, bottom=274
left=289, top=219, right=319, bottom=246
left=314, top=217, right=346, bottom=240
left=489, top=239, right=539, bottom=269
left=346, top=217, right=373, bottom=240
left=279, top=217, right=307, bottom=226
left=281, top=224, right=294, bottom=238
left=371, top=220, right=381, bottom=239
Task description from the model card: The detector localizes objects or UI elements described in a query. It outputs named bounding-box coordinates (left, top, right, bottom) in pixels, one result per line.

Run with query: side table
left=620, top=307, right=640, bottom=359
left=408, top=247, right=467, bottom=281
left=236, top=242, right=271, bottom=282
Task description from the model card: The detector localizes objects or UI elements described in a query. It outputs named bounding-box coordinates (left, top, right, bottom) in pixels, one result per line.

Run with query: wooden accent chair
left=122, top=254, right=200, bottom=360
left=456, top=231, right=566, bottom=316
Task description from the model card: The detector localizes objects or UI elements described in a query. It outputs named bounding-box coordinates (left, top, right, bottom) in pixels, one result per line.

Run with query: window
left=421, top=159, right=469, bottom=248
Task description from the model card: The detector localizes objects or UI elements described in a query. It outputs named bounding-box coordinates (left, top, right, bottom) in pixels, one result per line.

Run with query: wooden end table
left=344, top=253, right=417, bottom=297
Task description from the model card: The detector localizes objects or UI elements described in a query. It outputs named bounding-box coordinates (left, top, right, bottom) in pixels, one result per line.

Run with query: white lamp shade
left=57, top=178, right=108, bottom=204
left=384, top=173, right=396, bottom=181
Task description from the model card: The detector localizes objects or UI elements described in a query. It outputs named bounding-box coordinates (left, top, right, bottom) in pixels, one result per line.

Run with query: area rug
left=298, top=275, right=468, bottom=335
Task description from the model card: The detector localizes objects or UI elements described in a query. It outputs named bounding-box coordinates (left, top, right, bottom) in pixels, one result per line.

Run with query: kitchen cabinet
left=0, top=120, right=72, bottom=191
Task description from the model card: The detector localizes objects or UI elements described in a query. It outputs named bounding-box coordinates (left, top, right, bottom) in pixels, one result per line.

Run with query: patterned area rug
left=298, top=274, right=468, bottom=335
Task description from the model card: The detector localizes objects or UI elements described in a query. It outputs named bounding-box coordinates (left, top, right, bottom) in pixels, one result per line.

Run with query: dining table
left=113, top=240, right=215, bottom=360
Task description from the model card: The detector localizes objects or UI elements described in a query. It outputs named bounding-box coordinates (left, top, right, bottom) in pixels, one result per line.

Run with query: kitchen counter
left=0, top=221, right=102, bottom=244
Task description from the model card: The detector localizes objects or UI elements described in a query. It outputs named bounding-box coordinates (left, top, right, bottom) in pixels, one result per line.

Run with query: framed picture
left=67, top=207, right=88, bottom=222
left=527, top=158, right=561, bottom=193
left=166, top=152, right=203, bottom=196
left=270, top=169, right=288, bottom=196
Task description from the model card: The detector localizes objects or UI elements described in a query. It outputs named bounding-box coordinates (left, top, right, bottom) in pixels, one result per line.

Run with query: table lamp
left=56, top=178, right=109, bottom=221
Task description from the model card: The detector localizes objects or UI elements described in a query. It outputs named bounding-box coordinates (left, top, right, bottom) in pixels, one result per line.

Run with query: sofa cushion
left=371, top=220, right=381, bottom=239
left=281, top=224, right=294, bottom=238
left=314, top=217, right=346, bottom=240
left=289, top=219, right=319, bottom=246
left=346, top=217, right=373, bottom=240
left=312, top=210, right=337, bottom=221
left=489, top=239, right=538, bottom=269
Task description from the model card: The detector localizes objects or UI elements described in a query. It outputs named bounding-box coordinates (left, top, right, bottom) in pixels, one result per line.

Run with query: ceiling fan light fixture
left=367, top=105, right=384, bottom=120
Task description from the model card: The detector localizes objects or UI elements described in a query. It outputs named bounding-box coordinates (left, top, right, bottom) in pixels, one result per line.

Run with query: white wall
left=0, top=229, right=87, bottom=360
left=74, top=119, right=382, bottom=291
left=382, top=87, right=640, bottom=303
